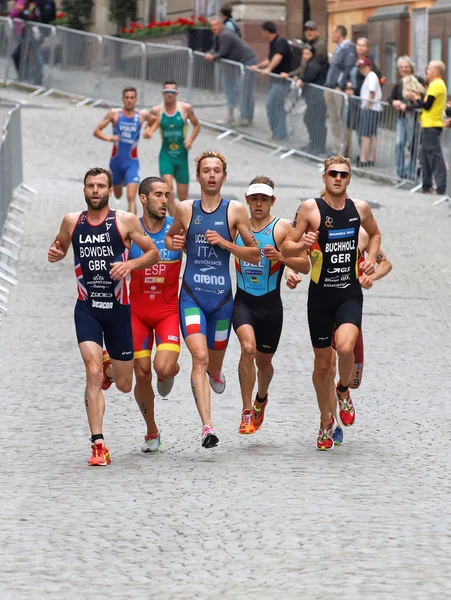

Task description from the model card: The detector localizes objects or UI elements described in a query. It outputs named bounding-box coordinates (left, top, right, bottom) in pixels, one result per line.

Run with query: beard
left=146, top=205, right=165, bottom=220
left=85, top=193, right=110, bottom=211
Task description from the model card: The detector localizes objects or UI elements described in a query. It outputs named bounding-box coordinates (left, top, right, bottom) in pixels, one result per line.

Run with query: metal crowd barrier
left=2, top=16, right=448, bottom=187
left=0, top=102, right=23, bottom=238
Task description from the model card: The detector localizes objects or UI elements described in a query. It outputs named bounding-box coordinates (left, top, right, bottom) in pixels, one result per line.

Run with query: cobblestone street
left=1, top=87, right=450, bottom=599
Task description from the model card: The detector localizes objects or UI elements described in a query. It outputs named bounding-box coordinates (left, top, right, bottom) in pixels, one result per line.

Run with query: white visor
left=246, top=183, right=274, bottom=197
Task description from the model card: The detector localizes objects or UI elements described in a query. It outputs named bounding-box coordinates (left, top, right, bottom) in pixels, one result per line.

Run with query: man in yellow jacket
left=407, top=60, right=447, bottom=194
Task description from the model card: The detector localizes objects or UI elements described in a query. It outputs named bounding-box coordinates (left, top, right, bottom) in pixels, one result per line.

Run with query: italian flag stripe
left=214, top=319, right=229, bottom=349
left=185, top=307, right=201, bottom=334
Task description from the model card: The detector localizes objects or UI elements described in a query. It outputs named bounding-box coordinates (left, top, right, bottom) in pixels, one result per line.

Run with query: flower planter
left=188, top=27, right=214, bottom=52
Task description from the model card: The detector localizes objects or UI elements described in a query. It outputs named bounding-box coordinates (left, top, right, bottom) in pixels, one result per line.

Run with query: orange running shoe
left=102, top=350, right=114, bottom=391
left=88, top=442, right=111, bottom=466
left=238, top=409, right=256, bottom=435
left=252, top=394, right=268, bottom=431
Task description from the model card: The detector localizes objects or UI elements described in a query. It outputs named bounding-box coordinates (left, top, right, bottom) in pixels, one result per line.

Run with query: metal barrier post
left=99, top=36, right=146, bottom=105
left=0, top=17, right=14, bottom=83
left=144, top=43, right=193, bottom=107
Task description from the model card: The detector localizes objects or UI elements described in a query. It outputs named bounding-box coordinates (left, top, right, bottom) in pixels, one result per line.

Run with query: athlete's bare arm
left=47, top=213, right=78, bottom=262
left=359, top=229, right=392, bottom=285
left=93, top=109, right=119, bottom=143
left=109, top=212, right=159, bottom=280
left=281, top=200, right=319, bottom=258
left=355, top=200, right=381, bottom=275
left=164, top=201, right=191, bottom=250
left=268, top=219, right=310, bottom=274
left=183, top=104, right=201, bottom=151
left=205, top=202, right=260, bottom=264
left=140, top=109, right=155, bottom=129
left=143, top=106, right=161, bottom=140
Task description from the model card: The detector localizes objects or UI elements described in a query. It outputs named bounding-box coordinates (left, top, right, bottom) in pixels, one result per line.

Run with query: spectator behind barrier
left=251, top=21, right=292, bottom=141
left=296, top=44, right=328, bottom=155
left=350, top=37, right=383, bottom=96
left=281, top=20, right=328, bottom=80
left=388, top=56, right=425, bottom=180
left=220, top=3, right=241, bottom=37
left=325, top=25, right=357, bottom=152
left=406, top=60, right=447, bottom=195
left=357, top=57, right=382, bottom=168
left=205, top=17, right=257, bottom=126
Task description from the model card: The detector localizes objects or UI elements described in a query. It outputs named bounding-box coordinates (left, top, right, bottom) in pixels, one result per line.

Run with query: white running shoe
left=202, top=425, right=219, bottom=448
left=208, top=370, right=226, bottom=394
left=141, top=433, right=161, bottom=453
left=157, top=377, right=175, bottom=398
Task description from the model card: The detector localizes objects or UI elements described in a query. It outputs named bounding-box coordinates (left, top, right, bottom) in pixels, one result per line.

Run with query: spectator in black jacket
left=296, top=44, right=328, bottom=154
left=388, top=56, right=424, bottom=180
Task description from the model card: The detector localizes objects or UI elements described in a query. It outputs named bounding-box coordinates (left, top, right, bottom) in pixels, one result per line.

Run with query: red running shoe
left=88, top=442, right=111, bottom=466
left=316, top=416, right=337, bottom=451
left=336, top=382, right=356, bottom=427
left=102, top=350, right=114, bottom=391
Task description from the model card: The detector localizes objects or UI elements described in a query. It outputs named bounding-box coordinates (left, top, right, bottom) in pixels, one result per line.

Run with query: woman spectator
left=220, top=3, right=241, bottom=37
left=388, top=56, right=424, bottom=180
left=295, top=44, right=328, bottom=154
left=357, top=57, right=383, bottom=167
left=350, top=37, right=383, bottom=96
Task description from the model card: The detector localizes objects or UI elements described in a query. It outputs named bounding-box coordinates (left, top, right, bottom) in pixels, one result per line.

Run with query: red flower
left=120, top=27, right=126, bottom=33
left=56, top=11, right=65, bottom=19
left=146, top=23, right=153, bottom=29
left=198, top=16, right=207, bottom=23
left=135, top=24, right=142, bottom=29
left=188, top=19, right=195, bottom=26
left=128, top=28, right=135, bottom=34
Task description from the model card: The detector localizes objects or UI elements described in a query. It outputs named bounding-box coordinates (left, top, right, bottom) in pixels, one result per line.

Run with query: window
left=430, top=37, right=442, bottom=61
left=370, top=44, right=380, bottom=69
left=385, top=43, right=397, bottom=84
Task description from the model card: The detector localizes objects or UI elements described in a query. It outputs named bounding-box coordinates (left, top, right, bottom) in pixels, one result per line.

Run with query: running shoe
left=102, top=350, right=114, bottom=391
left=202, top=425, right=219, bottom=448
left=238, top=409, right=256, bottom=435
left=336, top=383, right=356, bottom=427
left=141, top=432, right=161, bottom=453
left=88, top=442, right=111, bottom=466
left=333, top=425, right=344, bottom=446
left=157, top=377, right=174, bottom=398
left=208, top=370, right=226, bottom=394
left=252, top=394, right=268, bottom=431
left=316, top=416, right=337, bottom=451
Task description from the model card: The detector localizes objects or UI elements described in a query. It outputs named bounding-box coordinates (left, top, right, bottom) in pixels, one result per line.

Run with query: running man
left=282, top=155, right=381, bottom=451
left=129, top=177, right=182, bottom=453
left=144, top=80, right=201, bottom=215
left=165, top=151, right=260, bottom=448
left=48, top=167, right=159, bottom=466
left=233, top=176, right=310, bottom=434
left=330, top=228, right=392, bottom=445
left=93, top=87, right=153, bottom=214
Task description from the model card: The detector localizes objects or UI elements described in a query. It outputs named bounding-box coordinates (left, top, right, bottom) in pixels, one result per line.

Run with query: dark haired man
left=165, top=151, right=260, bottom=449
left=144, top=81, right=200, bottom=215
left=94, top=88, right=154, bottom=214
left=251, top=21, right=292, bottom=140
left=282, top=155, right=381, bottom=451
left=48, top=168, right=159, bottom=466
left=129, top=176, right=182, bottom=453
left=233, top=176, right=310, bottom=434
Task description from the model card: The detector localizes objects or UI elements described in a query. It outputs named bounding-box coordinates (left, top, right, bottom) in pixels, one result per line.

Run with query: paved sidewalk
left=1, top=87, right=450, bottom=599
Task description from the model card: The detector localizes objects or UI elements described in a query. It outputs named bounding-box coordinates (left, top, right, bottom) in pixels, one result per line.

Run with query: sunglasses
left=162, top=90, right=177, bottom=94
left=326, top=170, right=350, bottom=179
